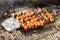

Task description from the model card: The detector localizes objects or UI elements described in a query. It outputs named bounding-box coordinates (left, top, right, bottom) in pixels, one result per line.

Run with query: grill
left=0, top=0, right=60, bottom=40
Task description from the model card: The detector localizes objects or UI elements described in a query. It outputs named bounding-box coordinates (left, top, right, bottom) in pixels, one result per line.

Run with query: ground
left=0, top=5, right=60, bottom=40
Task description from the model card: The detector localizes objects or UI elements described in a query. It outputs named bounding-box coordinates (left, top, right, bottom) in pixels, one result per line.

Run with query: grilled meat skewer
left=15, top=8, right=54, bottom=30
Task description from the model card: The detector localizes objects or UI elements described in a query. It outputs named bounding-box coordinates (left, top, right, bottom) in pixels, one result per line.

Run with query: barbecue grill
left=0, top=0, right=60, bottom=40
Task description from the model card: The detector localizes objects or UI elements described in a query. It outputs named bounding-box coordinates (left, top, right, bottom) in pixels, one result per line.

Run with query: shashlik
left=15, top=7, right=54, bottom=30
